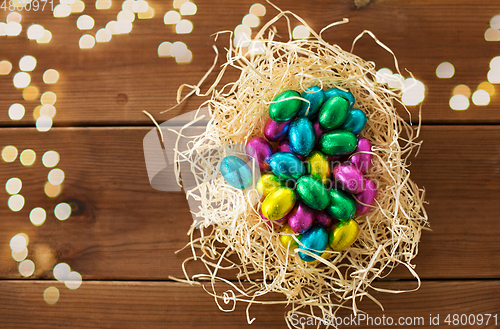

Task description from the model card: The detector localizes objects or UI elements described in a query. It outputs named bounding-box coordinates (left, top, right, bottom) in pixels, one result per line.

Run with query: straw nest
left=167, top=7, right=429, bottom=328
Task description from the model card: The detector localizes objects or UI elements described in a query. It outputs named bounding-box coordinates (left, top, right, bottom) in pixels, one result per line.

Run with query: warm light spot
left=6, top=12, right=22, bottom=23
left=33, top=105, right=42, bottom=120
left=121, top=0, right=134, bottom=10
left=472, top=89, right=490, bottom=106
left=180, top=1, right=197, bottom=15
left=53, top=263, right=71, bottom=281
left=117, top=9, right=135, bottom=22
left=30, top=207, right=47, bottom=226
left=19, top=55, right=37, bottom=72
left=13, top=72, right=31, bottom=88
left=10, top=234, right=28, bottom=252
left=0, top=22, right=6, bottom=36
left=48, top=169, right=65, bottom=185
left=292, top=25, right=310, bottom=39
left=375, top=68, right=393, bottom=84
left=19, top=259, right=35, bottom=277
left=436, top=62, right=454, bottom=78
left=490, top=56, right=500, bottom=70
left=96, top=28, right=112, bottom=42
left=487, top=69, right=500, bottom=84
left=61, top=0, right=76, bottom=5
left=37, top=30, right=52, bottom=44
left=8, top=103, right=25, bottom=120
left=79, top=34, right=96, bottom=49
left=248, top=40, right=265, bottom=55
left=77, top=15, right=95, bottom=30
left=41, top=91, right=57, bottom=105
left=138, top=6, right=154, bottom=19
left=158, top=41, right=172, bottom=57
left=164, top=10, right=180, bottom=24
left=115, top=20, right=133, bottom=34
left=71, top=0, right=85, bottom=12
left=106, top=21, right=117, bottom=34
left=170, top=41, right=188, bottom=57
left=65, top=271, right=82, bottom=290
left=42, top=151, right=60, bottom=168
left=20, top=149, right=36, bottom=166
left=490, top=15, right=500, bottom=29
left=234, top=32, right=251, bottom=47
left=44, top=182, right=61, bottom=197
left=242, top=14, right=259, bottom=28
left=453, top=84, right=471, bottom=98
left=484, top=28, right=500, bottom=42
left=478, top=82, right=495, bottom=96
left=2, top=146, right=18, bottom=162
left=6, top=22, right=22, bottom=36
left=27, top=24, right=45, bottom=40
left=23, top=86, right=39, bottom=101
left=249, top=3, right=266, bottom=16
left=175, top=19, right=193, bottom=34
left=12, top=248, right=28, bottom=262
left=44, top=287, right=59, bottom=305
left=0, top=61, right=13, bottom=75
left=96, top=0, right=111, bottom=10
left=6, top=178, right=22, bottom=195
left=388, top=74, right=404, bottom=89
left=36, top=115, right=53, bottom=132
left=175, top=49, right=192, bottom=64
left=55, top=202, right=71, bottom=220
left=450, top=94, right=470, bottom=111
left=234, top=24, right=251, bottom=36
left=54, top=4, right=72, bottom=18
left=173, top=0, right=188, bottom=9
left=132, top=0, right=148, bottom=12
left=43, top=69, right=60, bottom=84
left=8, top=194, right=25, bottom=212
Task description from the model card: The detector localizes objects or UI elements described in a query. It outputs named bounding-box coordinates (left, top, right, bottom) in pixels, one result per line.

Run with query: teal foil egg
left=298, top=225, right=328, bottom=262
left=289, top=117, right=316, bottom=157
left=268, top=152, right=305, bottom=180
left=319, top=130, right=357, bottom=156
left=338, top=108, right=367, bottom=135
left=318, top=96, right=350, bottom=130
left=324, top=87, right=355, bottom=108
left=297, top=86, right=326, bottom=118
left=269, top=90, right=302, bottom=122
left=220, top=156, right=253, bottom=189
left=296, top=175, right=330, bottom=210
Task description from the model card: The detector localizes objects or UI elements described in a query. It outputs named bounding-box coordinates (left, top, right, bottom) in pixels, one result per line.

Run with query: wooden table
left=1, top=0, right=499, bottom=328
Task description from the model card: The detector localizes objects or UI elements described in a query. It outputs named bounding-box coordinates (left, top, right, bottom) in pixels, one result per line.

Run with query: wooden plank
left=0, top=280, right=498, bottom=328
left=0, top=126, right=499, bottom=280
left=1, top=0, right=500, bottom=125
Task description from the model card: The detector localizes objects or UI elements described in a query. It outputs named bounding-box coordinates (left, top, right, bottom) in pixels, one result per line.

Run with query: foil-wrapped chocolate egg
left=319, top=130, right=357, bottom=156
left=257, top=173, right=281, bottom=197
left=261, top=187, right=296, bottom=221
left=296, top=175, right=330, bottom=210
left=284, top=201, right=316, bottom=234
left=318, top=96, right=350, bottom=130
left=289, top=117, right=315, bottom=157
left=279, top=224, right=301, bottom=249
left=338, top=108, right=367, bottom=135
left=328, top=219, right=359, bottom=251
left=268, top=152, right=305, bottom=180
left=276, top=140, right=305, bottom=160
left=333, top=162, right=364, bottom=194
left=307, top=151, right=331, bottom=185
left=355, top=178, right=377, bottom=215
left=314, top=211, right=336, bottom=229
left=220, top=156, right=253, bottom=189
left=264, top=118, right=290, bottom=142
left=298, top=225, right=329, bottom=262
left=324, top=87, right=355, bottom=108
left=297, top=86, right=325, bottom=118
left=269, top=90, right=302, bottom=122
left=326, top=189, right=356, bottom=221
left=350, top=137, right=373, bottom=174
left=246, top=137, right=274, bottom=171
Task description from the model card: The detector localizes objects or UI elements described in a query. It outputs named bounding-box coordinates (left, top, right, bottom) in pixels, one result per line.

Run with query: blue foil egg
left=268, top=152, right=305, bottom=181
left=220, top=156, right=253, bottom=189
left=338, top=108, right=367, bottom=135
left=289, top=117, right=315, bottom=157
left=297, top=86, right=326, bottom=118
left=298, top=225, right=329, bottom=262
left=324, top=87, right=355, bottom=108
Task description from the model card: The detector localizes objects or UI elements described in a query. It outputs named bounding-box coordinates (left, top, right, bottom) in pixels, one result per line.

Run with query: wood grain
left=0, top=280, right=498, bottom=328
left=1, top=0, right=500, bottom=126
left=0, top=126, right=499, bottom=280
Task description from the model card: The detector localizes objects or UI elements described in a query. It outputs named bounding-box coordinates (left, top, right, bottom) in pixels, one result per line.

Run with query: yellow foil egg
left=257, top=173, right=281, bottom=197
left=279, top=224, right=301, bottom=249
left=307, top=150, right=331, bottom=185
left=262, top=187, right=296, bottom=221
left=329, top=219, right=359, bottom=251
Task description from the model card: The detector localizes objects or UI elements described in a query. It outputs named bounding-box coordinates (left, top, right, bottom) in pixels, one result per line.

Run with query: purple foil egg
left=313, top=121, right=325, bottom=141
left=314, top=211, right=336, bottom=229
left=350, top=137, right=373, bottom=174
left=333, top=162, right=365, bottom=194
left=246, top=137, right=274, bottom=171
left=261, top=210, right=286, bottom=227
left=285, top=201, right=315, bottom=233
left=355, top=178, right=378, bottom=215
left=276, top=140, right=306, bottom=160
left=264, top=118, right=291, bottom=142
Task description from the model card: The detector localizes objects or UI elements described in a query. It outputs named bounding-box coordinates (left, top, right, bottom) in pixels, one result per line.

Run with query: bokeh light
left=96, top=28, right=112, bottom=43
left=48, top=169, right=65, bottom=185
left=0, top=22, right=5, bottom=36
left=10, top=234, right=28, bottom=252
left=117, top=10, right=135, bottom=23
left=20, top=149, right=36, bottom=166
left=44, top=182, right=61, bottom=198
left=96, top=0, right=111, bottom=10
left=13, top=72, right=31, bottom=88
left=42, top=151, right=60, bottom=168
left=6, top=22, right=22, bottom=36
left=40, top=104, right=56, bottom=118
left=375, top=68, right=393, bottom=84
left=6, top=12, right=22, bottom=23
left=175, top=19, right=193, bottom=34
left=242, top=14, right=259, bottom=28
left=472, top=89, right=490, bottom=106
left=36, top=115, right=53, bottom=132
left=115, top=20, right=133, bottom=34
left=8, top=103, right=25, bottom=120
left=0, top=60, right=13, bottom=75
left=249, top=3, right=266, bottom=16
left=54, top=4, right=72, bottom=17
left=248, top=40, right=265, bottom=55
left=79, top=34, right=96, bottom=49
left=132, top=0, right=148, bottom=13
left=2, top=146, right=18, bottom=162
left=164, top=10, right=180, bottom=24
left=436, top=62, right=454, bottom=78
left=19, top=55, right=36, bottom=72
left=19, top=259, right=35, bottom=277
left=65, top=271, right=82, bottom=290
left=478, top=82, right=495, bottom=96
left=53, top=263, right=71, bottom=281
left=490, top=15, right=500, bottom=29
left=12, top=248, right=28, bottom=262
left=43, top=287, right=60, bottom=305
left=37, top=30, right=52, bottom=44
left=175, top=50, right=193, bottom=64
left=158, top=41, right=172, bottom=57
left=453, top=84, right=471, bottom=98
left=27, top=24, right=44, bottom=40
left=170, top=41, right=188, bottom=57
left=173, top=0, right=188, bottom=9
left=292, top=25, right=310, bottom=39
left=43, top=69, right=60, bottom=84
left=8, top=194, right=25, bottom=212
left=41, top=91, right=57, bottom=105
left=5, top=177, right=22, bottom=195
left=138, top=6, right=154, bottom=19
left=180, top=1, right=197, bottom=15
left=484, top=28, right=500, bottom=42
left=23, top=86, right=39, bottom=101
left=449, top=94, right=470, bottom=111
left=55, top=202, right=71, bottom=220
left=30, top=207, right=47, bottom=226
left=71, top=0, right=85, bottom=12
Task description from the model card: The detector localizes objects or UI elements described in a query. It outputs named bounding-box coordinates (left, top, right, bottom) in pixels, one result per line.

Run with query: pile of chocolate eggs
left=220, top=86, right=378, bottom=263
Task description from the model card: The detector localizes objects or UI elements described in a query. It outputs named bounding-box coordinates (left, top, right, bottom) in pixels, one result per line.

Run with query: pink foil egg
left=313, top=121, right=325, bottom=140
left=284, top=201, right=315, bottom=233
left=314, top=211, right=336, bottom=229
left=350, top=137, right=373, bottom=174
left=276, top=140, right=306, bottom=161
left=264, top=118, right=291, bottom=142
left=333, top=162, right=365, bottom=194
left=246, top=137, right=274, bottom=171
left=355, top=178, right=378, bottom=215
left=261, top=210, right=286, bottom=227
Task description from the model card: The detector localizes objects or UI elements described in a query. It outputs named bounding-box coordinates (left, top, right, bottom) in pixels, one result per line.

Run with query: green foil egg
left=329, top=219, right=359, bottom=251
left=279, top=224, right=302, bottom=250
left=319, top=130, right=357, bottom=156
left=269, top=90, right=302, bottom=122
left=262, top=187, right=296, bottom=221
left=296, top=176, right=330, bottom=210
left=318, top=96, right=350, bottom=130
left=257, top=173, right=282, bottom=197
left=307, top=151, right=331, bottom=185
left=326, top=189, right=356, bottom=221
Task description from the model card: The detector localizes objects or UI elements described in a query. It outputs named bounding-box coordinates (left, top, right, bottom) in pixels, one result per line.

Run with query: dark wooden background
left=1, top=0, right=499, bottom=328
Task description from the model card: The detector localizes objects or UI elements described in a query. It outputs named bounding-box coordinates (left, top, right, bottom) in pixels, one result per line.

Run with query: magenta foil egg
left=313, top=121, right=325, bottom=140
left=314, top=211, right=336, bottom=229
left=246, top=137, right=274, bottom=171
left=285, top=201, right=315, bottom=233
left=276, top=140, right=305, bottom=160
left=350, top=137, right=373, bottom=174
left=333, top=162, right=365, bottom=194
left=355, top=178, right=378, bottom=215
left=264, top=118, right=291, bottom=142
left=261, top=210, right=286, bottom=227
